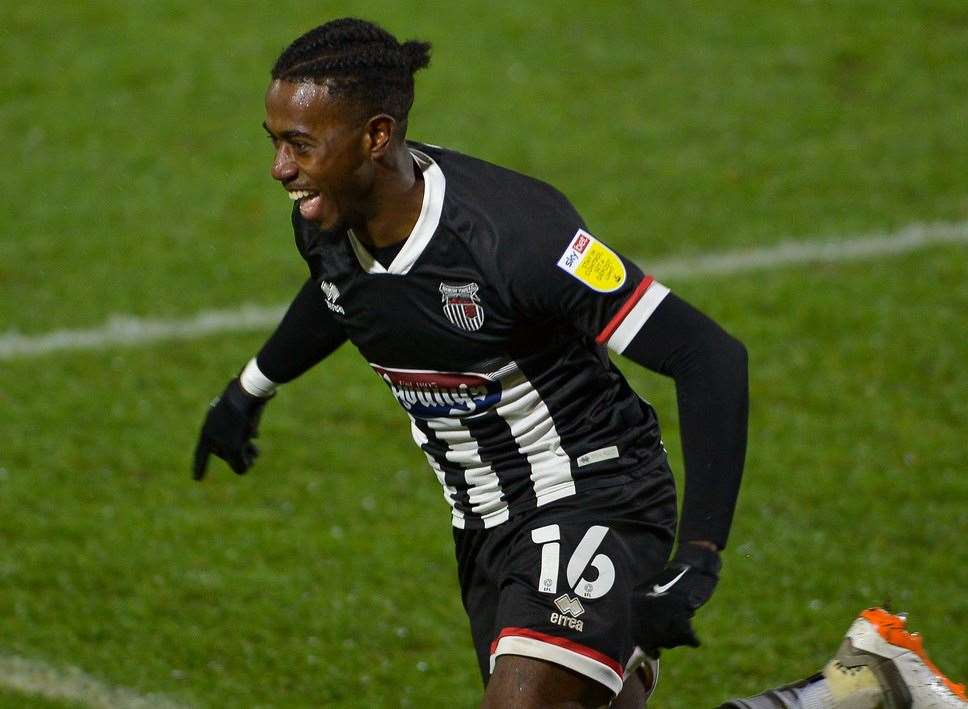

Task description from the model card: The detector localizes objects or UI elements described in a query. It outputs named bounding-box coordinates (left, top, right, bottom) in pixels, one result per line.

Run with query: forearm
left=620, top=293, right=748, bottom=549
left=668, top=324, right=747, bottom=548
left=242, top=278, right=348, bottom=394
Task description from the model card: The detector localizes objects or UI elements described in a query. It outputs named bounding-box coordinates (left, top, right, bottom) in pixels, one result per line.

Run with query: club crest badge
left=440, top=282, right=484, bottom=331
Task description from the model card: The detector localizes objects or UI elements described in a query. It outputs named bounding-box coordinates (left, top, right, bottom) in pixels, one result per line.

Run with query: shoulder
left=410, top=141, right=582, bottom=231
left=410, top=141, right=585, bottom=274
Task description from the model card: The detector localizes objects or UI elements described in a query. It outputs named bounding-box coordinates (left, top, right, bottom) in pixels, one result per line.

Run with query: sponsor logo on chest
left=439, top=282, right=484, bottom=331
left=371, top=365, right=502, bottom=418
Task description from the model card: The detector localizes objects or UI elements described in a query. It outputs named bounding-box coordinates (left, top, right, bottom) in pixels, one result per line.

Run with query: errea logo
left=554, top=594, right=585, bottom=617
left=552, top=594, right=585, bottom=631
left=320, top=280, right=345, bottom=315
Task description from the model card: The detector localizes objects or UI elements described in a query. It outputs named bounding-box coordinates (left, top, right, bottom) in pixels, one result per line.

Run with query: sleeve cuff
left=595, top=278, right=670, bottom=353
left=239, top=357, right=278, bottom=398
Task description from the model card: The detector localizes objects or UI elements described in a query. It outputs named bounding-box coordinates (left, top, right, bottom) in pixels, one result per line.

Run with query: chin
left=318, top=214, right=346, bottom=232
left=302, top=205, right=340, bottom=232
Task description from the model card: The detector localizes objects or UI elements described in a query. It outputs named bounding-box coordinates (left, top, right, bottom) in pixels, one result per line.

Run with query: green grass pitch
left=1, top=2, right=965, bottom=707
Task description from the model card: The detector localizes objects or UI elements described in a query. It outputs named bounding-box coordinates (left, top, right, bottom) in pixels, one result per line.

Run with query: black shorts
left=454, top=468, right=676, bottom=696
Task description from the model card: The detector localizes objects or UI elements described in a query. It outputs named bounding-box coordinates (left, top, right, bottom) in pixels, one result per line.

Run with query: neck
left=353, top=145, right=424, bottom=249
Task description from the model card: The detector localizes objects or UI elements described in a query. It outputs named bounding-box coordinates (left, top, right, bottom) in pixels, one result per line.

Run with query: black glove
left=192, top=378, right=272, bottom=480
left=635, top=543, right=721, bottom=651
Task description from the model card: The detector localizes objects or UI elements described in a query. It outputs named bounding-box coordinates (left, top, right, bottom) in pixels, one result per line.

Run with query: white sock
left=789, top=678, right=835, bottom=709
left=722, top=675, right=834, bottom=708
left=723, top=669, right=886, bottom=709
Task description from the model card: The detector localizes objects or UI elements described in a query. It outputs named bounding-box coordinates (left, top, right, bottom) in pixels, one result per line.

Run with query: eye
left=292, top=142, right=310, bottom=155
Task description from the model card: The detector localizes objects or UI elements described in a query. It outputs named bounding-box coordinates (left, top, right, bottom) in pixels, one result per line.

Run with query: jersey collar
left=347, top=148, right=445, bottom=275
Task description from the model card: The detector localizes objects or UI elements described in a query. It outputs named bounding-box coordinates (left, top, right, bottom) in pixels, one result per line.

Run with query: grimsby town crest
left=440, top=282, right=484, bottom=331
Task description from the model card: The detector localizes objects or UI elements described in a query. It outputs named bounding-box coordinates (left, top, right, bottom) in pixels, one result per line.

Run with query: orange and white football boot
left=825, top=608, right=966, bottom=708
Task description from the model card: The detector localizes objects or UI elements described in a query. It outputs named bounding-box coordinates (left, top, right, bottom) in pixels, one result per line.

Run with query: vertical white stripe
left=606, top=282, right=670, bottom=353
left=495, top=372, right=576, bottom=507
left=410, top=416, right=465, bottom=523
left=427, top=418, right=507, bottom=521
left=409, top=417, right=428, bottom=447
left=423, top=452, right=465, bottom=520
left=408, top=363, right=579, bottom=526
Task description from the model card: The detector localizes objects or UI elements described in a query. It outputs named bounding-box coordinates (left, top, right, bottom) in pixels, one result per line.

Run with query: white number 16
left=530, top=524, right=615, bottom=599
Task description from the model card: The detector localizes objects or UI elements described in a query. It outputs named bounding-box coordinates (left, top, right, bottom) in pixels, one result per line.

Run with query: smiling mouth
left=288, top=189, right=326, bottom=222
left=287, top=190, right=318, bottom=202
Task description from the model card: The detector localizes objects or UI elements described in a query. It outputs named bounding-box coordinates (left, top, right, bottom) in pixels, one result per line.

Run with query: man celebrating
left=193, top=18, right=965, bottom=708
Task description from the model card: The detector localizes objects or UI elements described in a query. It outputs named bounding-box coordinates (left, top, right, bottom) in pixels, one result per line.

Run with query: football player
left=192, top=18, right=964, bottom=708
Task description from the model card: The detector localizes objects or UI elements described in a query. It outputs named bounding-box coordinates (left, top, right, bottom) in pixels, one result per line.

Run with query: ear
left=364, top=114, right=397, bottom=159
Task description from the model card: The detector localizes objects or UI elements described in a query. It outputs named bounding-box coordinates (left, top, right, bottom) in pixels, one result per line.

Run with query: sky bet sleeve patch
left=556, top=229, right=627, bottom=293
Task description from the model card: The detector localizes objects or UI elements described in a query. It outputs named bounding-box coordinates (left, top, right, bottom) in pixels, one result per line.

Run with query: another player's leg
left=612, top=648, right=660, bottom=708
left=719, top=608, right=967, bottom=708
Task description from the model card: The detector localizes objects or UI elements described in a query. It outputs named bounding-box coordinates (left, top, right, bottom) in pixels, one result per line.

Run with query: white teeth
left=287, top=190, right=314, bottom=201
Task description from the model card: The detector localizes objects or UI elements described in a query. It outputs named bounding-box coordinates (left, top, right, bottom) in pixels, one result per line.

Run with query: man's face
left=264, top=79, right=372, bottom=230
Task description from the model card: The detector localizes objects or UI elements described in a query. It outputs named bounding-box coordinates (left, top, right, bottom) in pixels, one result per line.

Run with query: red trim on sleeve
left=489, top=626, right=624, bottom=678
left=594, top=276, right=654, bottom=346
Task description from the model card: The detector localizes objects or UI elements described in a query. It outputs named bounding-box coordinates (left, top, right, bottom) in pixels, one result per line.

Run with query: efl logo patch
left=556, top=229, right=626, bottom=293
left=440, top=282, right=484, bottom=331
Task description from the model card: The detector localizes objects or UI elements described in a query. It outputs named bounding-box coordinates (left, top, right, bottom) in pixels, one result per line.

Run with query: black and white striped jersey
left=293, top=143, right=673, bottom=529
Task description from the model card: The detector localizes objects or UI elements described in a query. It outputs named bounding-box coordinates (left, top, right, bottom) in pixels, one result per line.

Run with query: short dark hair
left=272, top=18, right=431, bottom=124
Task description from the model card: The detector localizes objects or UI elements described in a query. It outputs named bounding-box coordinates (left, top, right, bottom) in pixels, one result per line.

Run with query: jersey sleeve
left=621, top=293, right=748, bottom=549
left=507, top=190, right=668, bottom=347
left=254, top=279, right=348, bottom=385
left=506, top=189, right=746, bottom=549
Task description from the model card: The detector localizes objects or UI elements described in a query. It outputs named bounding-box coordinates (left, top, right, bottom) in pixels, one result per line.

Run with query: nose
left=271, top=144, right=298, bottom=183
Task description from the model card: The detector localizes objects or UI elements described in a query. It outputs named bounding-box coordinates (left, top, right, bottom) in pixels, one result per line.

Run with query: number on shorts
left=530, top=524, right=616, bottom=599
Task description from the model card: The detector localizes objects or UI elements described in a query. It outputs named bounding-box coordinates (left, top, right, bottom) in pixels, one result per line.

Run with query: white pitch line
left=1, top=219, right=966, bottom=361
left=649, top=219, right=968, bottom=279
left=0, top=653, right=190, bottom=709
left=0, top=303, right=285, bottom=361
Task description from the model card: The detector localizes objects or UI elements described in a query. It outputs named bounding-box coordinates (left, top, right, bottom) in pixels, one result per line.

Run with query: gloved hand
left=635, top=542, right=721, bottom=650
left=192, top=378, right=272, bottom=480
